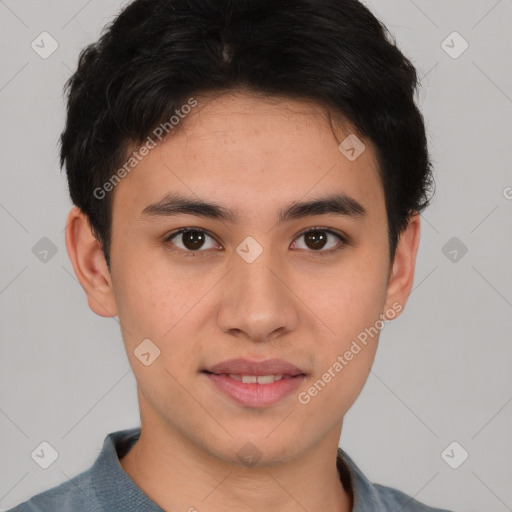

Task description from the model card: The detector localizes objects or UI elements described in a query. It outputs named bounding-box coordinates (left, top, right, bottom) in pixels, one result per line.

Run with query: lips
left=203, top=358, right=306, bottom=377
left=202, top=358, right=307, bottom=407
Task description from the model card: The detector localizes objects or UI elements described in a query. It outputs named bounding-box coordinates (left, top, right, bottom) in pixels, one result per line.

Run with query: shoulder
left=337, top=448, right=453, bottom=512
left=5, top=468, right=96, bottom=512
left=6, top=428, right=141, bottom=512
left=372, top=482, right=453, bottom=511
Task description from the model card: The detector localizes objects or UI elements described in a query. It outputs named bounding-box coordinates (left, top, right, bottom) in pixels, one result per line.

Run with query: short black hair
left=60, top=0, right=434, bottom=269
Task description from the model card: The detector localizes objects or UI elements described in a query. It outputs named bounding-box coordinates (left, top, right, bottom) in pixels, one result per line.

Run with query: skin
left=65, top=89, right=421, bottom=512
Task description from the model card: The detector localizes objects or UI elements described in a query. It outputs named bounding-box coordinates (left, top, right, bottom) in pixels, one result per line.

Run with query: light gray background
left=1, top=1, right=511, bottom=510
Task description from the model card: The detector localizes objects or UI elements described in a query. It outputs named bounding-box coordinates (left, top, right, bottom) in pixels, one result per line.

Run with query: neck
left=120, top=404, right=353, bottom=512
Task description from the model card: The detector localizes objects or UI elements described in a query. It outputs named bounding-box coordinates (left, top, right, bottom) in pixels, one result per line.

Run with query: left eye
left=291, top=228, right=346, bottom=252
left=165, top=228, right=219, bottom=253
left=164, top=227, right=346, bottom=255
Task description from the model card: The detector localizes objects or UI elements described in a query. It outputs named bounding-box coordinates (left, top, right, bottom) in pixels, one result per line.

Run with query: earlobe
left=65, top=206, right=118, bottom=318
left=383, top=212, right=421, bottom=320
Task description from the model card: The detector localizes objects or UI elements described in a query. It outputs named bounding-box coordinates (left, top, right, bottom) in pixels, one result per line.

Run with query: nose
left=216, top=244, right=300, bottom=344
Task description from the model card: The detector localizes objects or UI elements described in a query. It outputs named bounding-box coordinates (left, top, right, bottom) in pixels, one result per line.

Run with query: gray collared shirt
left=8, top=428, right=453, bottom=511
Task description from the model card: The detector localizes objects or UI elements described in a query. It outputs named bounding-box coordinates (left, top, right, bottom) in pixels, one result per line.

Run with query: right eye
left=164, top=228, right=222, bottom=256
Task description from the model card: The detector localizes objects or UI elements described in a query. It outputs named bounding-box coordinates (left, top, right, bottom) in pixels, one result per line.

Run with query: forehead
left=111, top=90, right=385, bottom=224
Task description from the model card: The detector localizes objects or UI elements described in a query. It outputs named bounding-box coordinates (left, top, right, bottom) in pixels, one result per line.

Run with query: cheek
left=299, top=307, right=381, bottom=420
left=305, top=251, right=388, bottom=337
left=111, top=245, right=195, bottom=336
left=299, top=253, right=388, bottom=402
left=111, top=258, right=218, bottom=388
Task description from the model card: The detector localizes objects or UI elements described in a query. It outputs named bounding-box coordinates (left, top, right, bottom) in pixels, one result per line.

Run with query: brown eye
left=166, top=228, right=219, bottom=254
left=181, top=230, right=206, bottom=250
left=304, top=231, right=328, bottom=250
left=292, top=228, right=346, bottom=252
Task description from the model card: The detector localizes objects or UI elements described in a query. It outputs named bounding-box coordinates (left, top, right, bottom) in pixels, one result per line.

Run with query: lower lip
left=204, top=373, right=306, bottom=408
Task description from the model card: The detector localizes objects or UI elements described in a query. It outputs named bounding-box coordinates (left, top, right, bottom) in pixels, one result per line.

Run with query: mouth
left=201, top=358, right=307, bottom=408
left=203, top=357, right=307, bottom=377
left=202, top=372, right=301, bottom=384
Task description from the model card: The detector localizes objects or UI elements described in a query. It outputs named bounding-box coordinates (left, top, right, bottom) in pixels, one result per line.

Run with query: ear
left=383, top=212, right=421, bottom=320
left=64, top=206, right=118, bottom=318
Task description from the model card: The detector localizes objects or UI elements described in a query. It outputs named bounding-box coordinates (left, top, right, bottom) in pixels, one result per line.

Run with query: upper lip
left=204, top=358, right=306, bottom=376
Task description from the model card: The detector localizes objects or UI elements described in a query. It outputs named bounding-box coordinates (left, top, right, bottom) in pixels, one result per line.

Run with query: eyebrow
left=141, top=192, right=367, bottom=224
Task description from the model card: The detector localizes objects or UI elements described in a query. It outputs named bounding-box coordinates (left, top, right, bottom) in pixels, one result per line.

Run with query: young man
left=9, top=0, right=453, bottom=510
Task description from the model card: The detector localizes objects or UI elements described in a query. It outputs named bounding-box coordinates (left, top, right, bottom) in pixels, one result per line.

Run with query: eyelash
left=163, top=227, right=348, bottom=258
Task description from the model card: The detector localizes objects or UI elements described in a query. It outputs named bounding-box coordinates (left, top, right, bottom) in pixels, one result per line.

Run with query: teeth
left=256, top=375, right=275, bottom=384
left=228, top=374, right=284, bottom=384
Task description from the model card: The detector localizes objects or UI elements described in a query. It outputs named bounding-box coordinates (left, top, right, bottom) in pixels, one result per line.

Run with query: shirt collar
left=92, top=428, right=386, bottom=511
left=337, top=446, right=389, bottom=510
left=90, top=427, right=164, bottom=511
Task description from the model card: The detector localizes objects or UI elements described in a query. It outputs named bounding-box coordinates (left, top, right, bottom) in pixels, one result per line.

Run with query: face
left=77, top=90, right=415, bottom=466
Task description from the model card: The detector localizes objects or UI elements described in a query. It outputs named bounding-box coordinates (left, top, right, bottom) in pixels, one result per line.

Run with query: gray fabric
left=8, top=428, right=452, bottom=511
